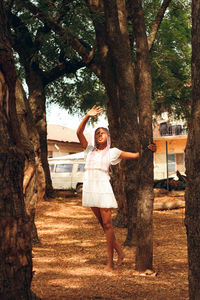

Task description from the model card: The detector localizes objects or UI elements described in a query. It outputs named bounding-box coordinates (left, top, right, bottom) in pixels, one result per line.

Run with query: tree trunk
left=104, top=0, right=140, bottom=246
left=7, top=9, right=53, bottom=199
left=88, top=1, right=127, bottom=229
left=130, top=0, right=154, bottom=271
left=0, top=3, right=36, bottom=298
left=88, top=0, right=140, bottom=245
left=185, top=1, right=200, bottom=298
left=15, top=79, right=45, bottom=245
left=111, top=163, right=127, bottom=228
left=26, top=69, right=54, bottom=198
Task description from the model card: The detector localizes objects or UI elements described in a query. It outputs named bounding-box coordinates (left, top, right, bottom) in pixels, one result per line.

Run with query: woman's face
left=95, top=128, right=107, bottom=148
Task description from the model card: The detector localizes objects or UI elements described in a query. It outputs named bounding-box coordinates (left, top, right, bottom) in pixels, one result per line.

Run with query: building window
left=168, top=154, right=176, bottom=173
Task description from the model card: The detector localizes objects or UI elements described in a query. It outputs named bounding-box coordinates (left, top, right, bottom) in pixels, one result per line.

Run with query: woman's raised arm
left=76, top=105, right=103, bottom=149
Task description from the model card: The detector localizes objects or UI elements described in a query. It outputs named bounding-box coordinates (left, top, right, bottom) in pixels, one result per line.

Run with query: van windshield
left=55, top=164, right=73, bottom=173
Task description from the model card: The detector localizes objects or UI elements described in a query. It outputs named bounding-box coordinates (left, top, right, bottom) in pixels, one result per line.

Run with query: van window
left=77, top=164, right=85, bottom=172
left=49, top=164, right=55, bottom=172
left=55, top=164, right=73, bottom=173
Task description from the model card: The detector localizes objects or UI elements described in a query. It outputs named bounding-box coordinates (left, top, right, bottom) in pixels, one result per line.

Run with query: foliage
left=9, top=0, right=107, bottom=117
left=9, top=0, right=191, bottom=120
left=149, top=1, right=191, bottom=121
left=46, top=68, right=108, bottom=116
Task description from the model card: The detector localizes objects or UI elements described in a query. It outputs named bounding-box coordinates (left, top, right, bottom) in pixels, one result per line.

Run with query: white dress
left=82, top=145, right=122, bottom=208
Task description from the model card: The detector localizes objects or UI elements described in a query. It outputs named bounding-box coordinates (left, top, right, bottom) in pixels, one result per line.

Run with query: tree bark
left=0, top=2, right=36, bottom=298
left=9, top=11, right=53, bottom=198
left=87, top=1, right=128, bottom=228
left=130, top=0, right=154, bottom=271
left=16, top=79, right=45, bottom=245
left=88, top=0, right=140, bottom=244
left=26, top=69, right=54, bottom=198
left=185, top=1, right=200, bottom=298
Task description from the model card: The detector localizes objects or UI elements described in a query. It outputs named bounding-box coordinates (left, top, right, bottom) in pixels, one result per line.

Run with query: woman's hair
left=85, top=127, right=111, bottom=172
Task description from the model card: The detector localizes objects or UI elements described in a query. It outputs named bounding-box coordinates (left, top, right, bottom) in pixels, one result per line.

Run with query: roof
left=47, top=124, right=92, bottom=143
left=48, top=152, right=85, bottom=161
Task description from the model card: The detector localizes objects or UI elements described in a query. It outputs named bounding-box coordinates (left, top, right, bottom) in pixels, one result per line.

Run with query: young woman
left=76, top=105, right=156, bottom=272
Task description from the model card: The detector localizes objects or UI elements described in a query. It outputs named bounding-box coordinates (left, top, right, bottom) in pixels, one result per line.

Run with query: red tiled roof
left=47, top=124, right=92, bottom=143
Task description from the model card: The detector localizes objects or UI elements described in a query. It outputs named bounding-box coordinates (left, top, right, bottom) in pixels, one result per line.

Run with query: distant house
left=47, top=124, right=92, bottom=158
left=153, top=115, right=187, bottom=180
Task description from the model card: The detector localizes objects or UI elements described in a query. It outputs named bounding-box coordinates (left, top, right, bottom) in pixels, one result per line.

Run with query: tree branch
left=8, top=11, right=36, bottom=61
left=23, top=0, right=101, bottom=78
left=54, top=0, right=72, bottom=23
left=43, top=59, right=85, bottom=85
left=34, top=24, right=51, bottom=50
left=148, top=0, right=172, bottom=51
left=9, top=7, right=95, bottom=89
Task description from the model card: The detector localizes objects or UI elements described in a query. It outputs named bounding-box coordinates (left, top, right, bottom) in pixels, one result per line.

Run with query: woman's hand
left=77, top=105, right=103, bottom=149
left=147, top=143, right=157, bottom=152
left=87, top=105, right=103, bottom=117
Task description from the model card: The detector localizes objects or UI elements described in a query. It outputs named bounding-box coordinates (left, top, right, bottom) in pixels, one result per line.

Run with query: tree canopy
left=8, top=0, right=191, bottom=120
left=150, top=1, right=191, bottom=120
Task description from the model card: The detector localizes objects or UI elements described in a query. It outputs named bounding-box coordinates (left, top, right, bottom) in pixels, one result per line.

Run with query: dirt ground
left=31, top=190, right=188, bottom=300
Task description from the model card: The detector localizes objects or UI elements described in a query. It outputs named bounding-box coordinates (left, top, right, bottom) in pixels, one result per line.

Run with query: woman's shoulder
left=109, top=147, right=121, bottom=153
left=109, top=147, right=122, bottom=165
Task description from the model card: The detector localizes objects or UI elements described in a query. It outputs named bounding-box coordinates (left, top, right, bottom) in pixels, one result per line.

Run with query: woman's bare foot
left=104, top=263, right=114, bottom=272
left=116, top=251, right=125, bottom=266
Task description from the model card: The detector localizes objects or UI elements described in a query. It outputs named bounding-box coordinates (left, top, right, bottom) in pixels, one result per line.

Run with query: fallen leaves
left=31, top=191, right=188, bottom=299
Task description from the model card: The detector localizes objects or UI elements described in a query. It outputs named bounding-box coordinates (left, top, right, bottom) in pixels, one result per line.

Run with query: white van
left=48, top=152, right=85, bottom=194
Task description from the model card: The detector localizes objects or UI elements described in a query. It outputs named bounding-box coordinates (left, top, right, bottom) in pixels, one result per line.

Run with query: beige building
left=153, top=116, right=187, bottom=179
left=47, top=124, right=92, bottom=158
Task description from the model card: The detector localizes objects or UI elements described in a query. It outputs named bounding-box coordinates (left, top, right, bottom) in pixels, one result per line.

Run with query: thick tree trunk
left=107, top=106, right=127, bottom=228
left=0, top=3, right=36, bottom=298
left=89, top=0, right=140, bottom=245
left=185, top=1, right=200, bottom=298
left=104, top=0, right=140, bottom=246
left=130, top=0, right=154, bottom=271
left=8, top=9, right=54, bottom=199
left=15, top=79, right=45, bottom=245
left=88, top=0, right=127, bottom=229
left=110, top=163, right=127, bottom=228
left=26, top=70, right=54, bottom=198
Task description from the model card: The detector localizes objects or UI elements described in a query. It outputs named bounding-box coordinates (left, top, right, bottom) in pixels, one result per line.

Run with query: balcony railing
left=159, top=123, right=187, bottom=136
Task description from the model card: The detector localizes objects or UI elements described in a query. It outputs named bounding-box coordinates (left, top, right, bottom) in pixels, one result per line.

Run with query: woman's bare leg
left=100, top=208, right=114, bottom=271
left=91, top=207, right=124, bottom=271
left=91, top=207, right=124, bottom=267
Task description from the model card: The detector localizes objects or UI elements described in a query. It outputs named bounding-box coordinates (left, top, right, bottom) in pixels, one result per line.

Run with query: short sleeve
left=84, top=145, right=94, bottom=160
left=109, top=148, right=122, bottom=165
